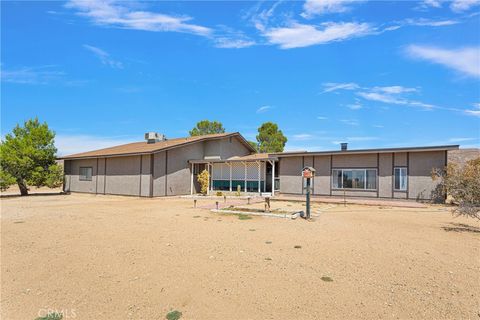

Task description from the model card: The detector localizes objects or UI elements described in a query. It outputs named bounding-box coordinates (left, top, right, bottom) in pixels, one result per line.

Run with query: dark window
left=79, top=167, right=93, bottom=181
left=332, top=169, right=377, bottom=190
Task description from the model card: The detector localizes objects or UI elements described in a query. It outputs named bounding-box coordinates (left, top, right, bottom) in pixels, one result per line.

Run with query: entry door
left=265, top=162, right=272, bottom=192
left=193, top=164, right=206, bottom=193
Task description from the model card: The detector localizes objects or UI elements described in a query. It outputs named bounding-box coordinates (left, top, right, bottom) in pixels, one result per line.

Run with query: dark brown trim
left=331, top=166, right=379, bottom=169
left=406, top=152, right=410, bottom=199
left=164, top=150, right=168, bottom=196
left=104, top=158, right=107, bottom=195
left=391, top=153, right=395, bottom=199
left=139, top=155, right=143, bottom=197
left=150, top=154, right=154, bottom=197
left=376, top=153, right=379, bottom=198
left=95, top=158, right=99, bottom=194
left=329, top=155, right=332, bottom=196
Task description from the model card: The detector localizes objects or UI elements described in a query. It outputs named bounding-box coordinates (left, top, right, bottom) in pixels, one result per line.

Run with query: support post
left=271, top=160, right=275, bottom=197
left=229, top=163, right=232, bottom=192
left=190, top=163, right=194, bottom=195
left=244, top=162, right=247, bottom=193
left=306, top=178, right=311, bottom=219
left=257, top=161, right=261, bottom=195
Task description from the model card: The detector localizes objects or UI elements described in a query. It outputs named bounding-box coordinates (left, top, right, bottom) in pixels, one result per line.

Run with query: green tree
left=248, top=140, right=258, bottom=152
left=256, top=122, right=287, bottom=153
left=189, top=120, right=225, bottom=136
left=0, top=118, right=64, bottom=195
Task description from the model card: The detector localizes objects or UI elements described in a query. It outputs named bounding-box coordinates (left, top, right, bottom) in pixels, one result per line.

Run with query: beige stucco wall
left=378, top=153, right=393, bottom=198
left=104, top=156, right=142, bottom=196
left=332, top=153, right=377, bottom=168
left=313, top=156, right=331, bottom=195
left=279, top=156, right=303, bottom=194
left=408, top=151, right=446, bottom=200
left=204, top=136, right=250, bottom=160
left=66, top=158, right=98, bottom=193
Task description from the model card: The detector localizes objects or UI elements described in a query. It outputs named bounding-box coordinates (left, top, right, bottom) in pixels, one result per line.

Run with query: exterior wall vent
left=341, top=143, right=348, bottom=151
left=145, top=132, right=166, bottom=144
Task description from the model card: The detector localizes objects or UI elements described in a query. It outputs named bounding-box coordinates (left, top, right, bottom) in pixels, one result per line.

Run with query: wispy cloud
left=321, top=82, right=359, bottom=93
left=55, top=134, right=138, bottom=156
left=464, top=103, right=480, bottom=117
left=450, top=0, right=480, bottom=12
left=83, top=44, right=123, bottom=69
left=405, top=45, right=480, bottom=78
left=317, top=116, right=328, bottom=120
left=420, top=0, right=480, bottom=12
left=292, top=133, right=314, bottom=141
left=301, top=0, right=364, bottom=18
left=340, top=119, right=359, bottom=126
left=256, top=105, right=272, bottom=113
left=262, top=22, right=374, bottom=49
left=372, top=86, right=418, bottom=94
left=346, top=103, right=362, bottom=110
left=66, top=0, right=212, bottom=36
left=1, top=65, right=65, bottom=85
left=448, top=137, right=477, bottom=142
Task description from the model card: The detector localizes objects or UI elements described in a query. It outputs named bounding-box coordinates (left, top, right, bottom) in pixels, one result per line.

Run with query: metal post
left=271, top=160, right=275, bottom=197
left=190, top=163, right=194, bottom=195
left=306, top=178, right=311, bottom=219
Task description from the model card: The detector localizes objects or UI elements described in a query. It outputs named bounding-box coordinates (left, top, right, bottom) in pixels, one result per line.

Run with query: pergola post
left=190, top=163, right=194, bottom=195
left=229, top=163, right=232, bottom=192
left=244, top=162, right=247, bottom=193
left=257, top=161, right=261, bottom=195
left=271, top=160, right=275, bottom=197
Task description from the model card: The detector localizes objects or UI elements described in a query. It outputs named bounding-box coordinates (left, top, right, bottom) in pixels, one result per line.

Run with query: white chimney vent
left=145, top=132, right=166, bottom=143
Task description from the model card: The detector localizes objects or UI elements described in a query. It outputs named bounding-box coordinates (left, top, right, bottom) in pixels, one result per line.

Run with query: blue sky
left=2, top=0, right=479, bottom=155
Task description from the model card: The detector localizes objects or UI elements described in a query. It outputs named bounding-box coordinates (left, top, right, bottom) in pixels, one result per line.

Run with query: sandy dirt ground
left=1, top=194, right=479, bottom=320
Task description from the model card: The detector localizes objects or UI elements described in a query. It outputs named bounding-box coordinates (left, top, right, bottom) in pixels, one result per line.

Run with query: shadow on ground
left=442, top=223, right=480, bottom=234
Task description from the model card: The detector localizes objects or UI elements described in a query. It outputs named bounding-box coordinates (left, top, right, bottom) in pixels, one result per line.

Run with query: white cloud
left=372, top=86, right=418, bottom=94
left=373, top=124, right=384, bottom=128
left=83, top=44, right=123, bottom=69
left=263, top=22, right=374, bottom=49
left=405, top=18, right=459, bottom=27
left=357, top=91, right=435, bottom=110
left=406, top=45, right=480, bottom=78
left=448, top=137, right=477, bottom=142
left=422, top=0, right=443, bottom=8
left=55, top=134, right=138, bottom=156
left=301, top=0, right=362, bottom=18
left=292, top=133, right=314, bottom=141
left=66, top=0, right=212, bottom=36
left=340, top=119, right=359, bottom=126
left=214, top=37, right=255, bottom=49
left=256, top=105, right=272, bottom=113
left=317, top=116, right=328, bottom=120
left=322, top=82, right=359, bottom=93
left=1, top=65, right=65, bottom=85
left=464, top=103, right=480, bottom=117
left=450, top=0, right=480, bottom=12
left=346, top=103, right=362, bottom=110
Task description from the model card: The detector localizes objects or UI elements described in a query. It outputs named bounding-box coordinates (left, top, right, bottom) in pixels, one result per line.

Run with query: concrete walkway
left=274, top=194, right=428, bottom=208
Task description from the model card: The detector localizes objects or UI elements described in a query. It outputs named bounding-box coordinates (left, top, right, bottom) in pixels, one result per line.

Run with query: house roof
left=271, top=145, right=460, bottom=157
left=188, top=153, right=276, bottom=164
left=59, top=132, right=255, bottom=160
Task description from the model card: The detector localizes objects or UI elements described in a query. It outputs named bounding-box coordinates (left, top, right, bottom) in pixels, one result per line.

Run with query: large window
left=394, top=167, right=407, bottom=191
left=332, top=169, right=377, bottom=190
left=79, top=167, right=93, bottom=181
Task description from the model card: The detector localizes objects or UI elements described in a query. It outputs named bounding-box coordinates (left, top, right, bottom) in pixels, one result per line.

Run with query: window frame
left=79, top=167, right=93, bottom=181
left=331, top=168, right=378, bottom=191
left=393, top=167, right=408, bottom=191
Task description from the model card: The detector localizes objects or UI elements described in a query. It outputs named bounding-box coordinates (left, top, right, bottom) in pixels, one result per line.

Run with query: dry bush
left=432, top=157, right=480, bottom=219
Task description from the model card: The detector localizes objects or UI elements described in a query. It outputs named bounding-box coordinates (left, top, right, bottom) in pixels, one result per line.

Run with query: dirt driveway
left=1, top=194, right=479, bottom=319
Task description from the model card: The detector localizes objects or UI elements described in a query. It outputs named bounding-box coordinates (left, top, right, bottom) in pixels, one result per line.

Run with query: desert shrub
left=197, top=169, right=209, bottom=195
left=432, top=157, right=480, bottom=219
left=216, top=191, right=223, bottom=196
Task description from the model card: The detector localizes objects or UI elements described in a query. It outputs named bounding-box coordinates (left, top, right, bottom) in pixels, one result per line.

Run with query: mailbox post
left=302, top=166, right=316, bottom=219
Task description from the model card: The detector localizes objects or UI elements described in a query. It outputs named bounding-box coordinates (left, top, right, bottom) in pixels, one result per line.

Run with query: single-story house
left=60, top=132, right=459, bottom=201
